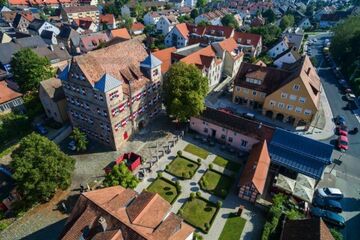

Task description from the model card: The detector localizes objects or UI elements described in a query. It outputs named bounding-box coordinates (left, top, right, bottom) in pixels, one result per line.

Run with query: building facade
left=61, top=5, right=100, bottom=25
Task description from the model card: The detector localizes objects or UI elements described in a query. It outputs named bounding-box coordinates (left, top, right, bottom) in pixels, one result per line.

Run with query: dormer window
left=246, top=77, right=262, bottom=85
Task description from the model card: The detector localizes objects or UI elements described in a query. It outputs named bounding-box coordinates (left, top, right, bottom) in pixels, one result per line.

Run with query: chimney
left=98, top=216, right=107, bottom=232
left=306, top=67, right=311, bottom=75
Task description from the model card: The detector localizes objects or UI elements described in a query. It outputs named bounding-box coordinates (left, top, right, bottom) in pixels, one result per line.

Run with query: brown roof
left=111, top=28, right=131, bottom=40
left=1, top=11, right=17, bottom=23
left=234, top=62, right=292, bottom=94
left=175, top=23, right=190, bottom=39
left=63, top=5, right=99, bottom=14
left=39, top=77, right=65, bottom=102
left=281, top=218, right=335, bottom=240
left=60, top=186, right=194, bottom=240
left=238, top=140, right=270, bottom=194
left=195, top=108, right=275, bottom=142
left=131, top=22, right=145, bottom=31
left=152, top=47, right=176, bottom=74
left=180, top=45, right=219, bottom=69
left=100, top=14, right=115, bottom=24
left=0, top=81, right=23, bottom=104
left=233, top=31, right=262, bottom=47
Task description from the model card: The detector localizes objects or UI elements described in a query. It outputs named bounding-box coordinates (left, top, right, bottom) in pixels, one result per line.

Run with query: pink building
left=190, top=108, right=274, bottom=152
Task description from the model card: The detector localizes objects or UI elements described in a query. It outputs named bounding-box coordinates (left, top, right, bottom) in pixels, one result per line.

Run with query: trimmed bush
left=197, top=158, right=201, bottom=163
left=190, top=192, right=196, bottom=200
left=176, top=184, right=182, bottom=191
left=157, top=172, right=163, bottom=178
left=165, top=165, right=169, bottom=170
left=209, top=163, right=213, bottom=170
left=178, top=209, right=183, bottom=216
left=217, top=200, right=222, bottom=208
left=196, top=191, right=201, bottom=197
left=177, top=150, right=182, bottom=156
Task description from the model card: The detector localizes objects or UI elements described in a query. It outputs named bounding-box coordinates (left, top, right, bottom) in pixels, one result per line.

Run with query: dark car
left=310, top=207, right=345, bottom=228
left=334, top=115, right=346, bottom=126
left=312, top=197, right=342, bottom=213
left=34, top=123, right=48, bottom=135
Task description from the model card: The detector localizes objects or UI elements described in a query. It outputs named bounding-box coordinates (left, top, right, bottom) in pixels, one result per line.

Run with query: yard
left=146, top=177, right=179, bottom=204
left=179, top=197, right=219, bottom=233
left=165, top=156, right=200, bottom=179
left=212, top=156, right=241, bottom=172
left=218, top=213, right=247, bottom=240
left=199, top=169, right=233, bottom=198
left=183, top=144, right=209, bottom=159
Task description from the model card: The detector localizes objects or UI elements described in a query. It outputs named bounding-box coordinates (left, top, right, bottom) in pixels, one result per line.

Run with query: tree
left=262, top=9, right=276, bottom=23
left=0, top=0, right=7, bottom=6
left=11, top=48, right=54, bottom=93
left=121, top=16, right=133, bottom=30
left=103, top=3, right=120, bottom=18
left=221, top=14, right=239, bottom=29
left=196, top=0, right=207, bottom=8
left=330, top=228, right=343, bottom=240
left=103, top=163, right=139, bottom=189
left=250, top=24, right=282, bottom=46
left=162, top=62, right=208, bottom=122
left=133, top=3, right=144, bottom=19
left=190, top=8, right=199, bottom=19
left=10, top=133, right=75, bottom=208
left=70, top=128, right=88, bottom=152
left=280, top=14, right=295, bottom=30
left=197, top=20, right=209, bottom=27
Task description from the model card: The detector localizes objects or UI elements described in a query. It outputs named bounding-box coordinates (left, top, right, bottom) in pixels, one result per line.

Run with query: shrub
left=196, top=191, right=201, bottom=197
left=176, top=184, right=182, bottom=191
left=165, top=165, right=169, bottom=170
left=178, top=209, right=183, bottom=216
left=188, top=171, right=192, bottom=177
left=177, top=150, right=182, bottom=156
left=209, top=164, right=213, bottom=170
left=190, top=192, right=196, bottom=200
left=217, top=200, right=222, bottom=207
left=182, top=172, right=186, bottom=178
left=204, top=222, right=210, bottom=231
left=157, top=172, right=163, bottom=178
left=330, top=228, right=343, bottom=240
left=197, top=158, right=201, bottom=163
left=221, top=189, right=227, bottom=197
left=175, top=180, right=180, bottom=186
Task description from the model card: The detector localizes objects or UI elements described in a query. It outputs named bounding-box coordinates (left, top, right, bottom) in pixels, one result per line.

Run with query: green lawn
left=184, top=144, right=209, bottom=159
left=166, top=156, right=200, bottom=179
left=147, top=177, right=179, bottom=204
left=219, top=213, right=246, bottom=240
left=179, top=197, right=219, bottom=232
left=199, top=170, right=233, bottom=198
left=213, top=156, right=241, bottom=172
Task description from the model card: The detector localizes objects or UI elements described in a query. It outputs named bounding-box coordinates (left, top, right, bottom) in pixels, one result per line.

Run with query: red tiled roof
left=217, top=38, right=244, bottom=59
left=131, top=22, right=145, bottom=31
left=238, top=140, right=270, bottom=194
left=233, top=31, right=262, bottom=47
left=152, top=47, right=176, bottom=74
left=100, top=14, right=115, bottom=24
left=73, top=17, right=93, bottom=29
left=0, top=81, right=22, bottom=105
left=281, top=218, right=335, bottom=240
left=180, top=45, right=218, bottom=69
left=175, top=23, right=190, bottom=39
left=8, top=0, right=71, bottom=5
left=63, top=5, right=98, bottom=14
left=111, top=28, right=131, bottom=40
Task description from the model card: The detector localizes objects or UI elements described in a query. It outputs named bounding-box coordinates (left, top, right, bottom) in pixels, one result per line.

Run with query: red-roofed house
left=72, top=17, right=98, bottom=32
left=164, top=22, right=189, bottom=48
left=130, top=22, right=145, bottom=35
left=152, top=47, right=176, bottom=74
left=8, top=0, right=73, bottom=8
left=79, top=32, right=110, bottom=53
left=110, top=28, right=131, bottom=41
left=233, top=31, right=262, bottom=57
left=99, top=14, right=116, bottom=30
left=0, top=81, right=24, bottom=113
left=238, top=140, right=270, bottom=202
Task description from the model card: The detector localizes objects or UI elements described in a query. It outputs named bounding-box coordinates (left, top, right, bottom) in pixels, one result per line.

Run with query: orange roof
left=175, top=23, right=189, bottom=39
left=131, top=22, right=145, bottom=31
left=21, top=12, right=34, bottom=22
left=0, top=81, right=23, bottom=105
left=8, top=0, right=71, bottom=5
left=180, top=45, right=218, bottom=69
left=238, top=140, right=270, bottom=194
left=99, top=14, right=115, bottom=24
left=111, top=28, right=131, bottom=40
left=152, top=47, right=176, bottom=74
left=217, top=38, right=244, bottom=59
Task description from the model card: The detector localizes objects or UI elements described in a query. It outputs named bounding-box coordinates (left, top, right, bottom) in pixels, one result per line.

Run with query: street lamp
left=329, top=152, right=343, bottom=174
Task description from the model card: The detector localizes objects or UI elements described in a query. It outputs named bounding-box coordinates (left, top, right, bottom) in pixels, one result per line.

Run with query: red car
left=337, top=136, right=349, bottom=151
left=336, top=125, right=348, bottom=136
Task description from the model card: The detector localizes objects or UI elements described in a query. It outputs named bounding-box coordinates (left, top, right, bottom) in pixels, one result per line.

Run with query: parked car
left=346, top=93, right=356, bottom=102
left=336, top=125, right=348, bottom=136
left=68, top=140, right=76, bottom=151
left=312, top=197, right=342, bottom=213
left=310, top=207, right=345, bottom=228
left=316, top=187, right=344, bottom=200
left=334, top=115, right=346, bottom=126
left=34, top=123, right=48, bottom=135
left=337, top=135, right=349, bottom=151
left=242, top=112, right=255, bottom=120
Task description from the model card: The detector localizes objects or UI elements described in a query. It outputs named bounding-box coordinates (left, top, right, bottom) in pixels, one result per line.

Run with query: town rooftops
left=281, top=218, right=334, bottom=240
left=215, top=38, right=244, bottom=60
left=269, top=128, right=333, bottom=179
left=273, top=47, right=301, bottom=62
left=28, top=18, right=45, bottom=31
left=110, top=28, right=131, bottom=40
left=131, top=22, right=144, bottom=31
left=140, top=54, right=162, bottom=68
left=79, top=32, right=109, bottom=52
left=59, top=186, right=194, bottom=240
left=0, top=81, right=22, bottom=104
left=62, top=5, right=99, bottom=14
left=195, top=107, right=275, bottom=142
left=180, top=45, right=220, bottom=69
left=233, top=31, right=262, bottom=47
left=9, top=0, right=71, bottom=5
left=99, top=14, right=115, bottom=24
left=152, top=47, right=176, bottom=74
left=238, top=140, right=270, bottom=194
left=39, top=77, right=65, bottom=102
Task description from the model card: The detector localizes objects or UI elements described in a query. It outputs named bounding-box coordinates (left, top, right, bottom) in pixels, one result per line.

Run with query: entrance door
left=211, top=129, right=216, bottom=137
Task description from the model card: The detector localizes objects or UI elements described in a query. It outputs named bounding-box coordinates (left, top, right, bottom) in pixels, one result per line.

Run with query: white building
left=267, top=37, right=290, bottom=58
left=164, top=23, right=189, bottom=48
left=185, top=0, right=196, bottom=7
left=121, top=5, right=131, bottom=17
left=144, top=12, right=161, bottom=25
left=28, top=19, right=60, bottom=36
left=273, top=48, right=301, bottom=68
left=194, top=9, right=230, bottom=26
left=298, top=18, right=312, bottom=30
left=156, top=15, right=179, bottom=35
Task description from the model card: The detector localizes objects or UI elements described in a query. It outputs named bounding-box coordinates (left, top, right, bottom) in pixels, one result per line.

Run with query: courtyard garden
left=178, top=194, right=220, bottom=233
left=165, top=154, right=200, bottom=179
left=218, top=213, right=246, bottom=240
left=146, top=176, right=180, bottom=204
left=199, top=169, right=233, bottom=198
left=184, top=144, right=209, bottom=159
left=212, top=156, right=241, bottom=172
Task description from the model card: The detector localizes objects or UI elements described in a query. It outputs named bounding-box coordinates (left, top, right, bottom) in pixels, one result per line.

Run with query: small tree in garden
left=103, top=163, right=139, bottom=189
left=190, top=192, right=196, bottom=200
left=196, top=191, right=201, bottom=197
left=70, top=128, right=88, bottom=152
left=177, top=150, right=182, bottom=156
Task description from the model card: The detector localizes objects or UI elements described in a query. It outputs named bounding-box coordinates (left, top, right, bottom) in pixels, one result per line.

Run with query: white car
left=316, top=187, right=343, bottom=200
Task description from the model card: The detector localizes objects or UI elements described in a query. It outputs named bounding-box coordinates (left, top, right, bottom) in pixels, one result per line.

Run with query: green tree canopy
left=10, top=48, right=54, bottom=93
left=262, top=9, right=276, bottom=23
left=0, top=0, right=7, bottom=6
left=250, top=24, right=282, bottom=46
left=103, top=3, right=120, bottom=18
left=221, top=14, right=239, bottom=29
left=190, top=8, right=199, bottom=19
left=10, top=133, right=75, bottom=208
left=163, top=62, right=208, bottom=122
left=280, top=14, right=295, bottom=30
left=103, top=163, right=139, bottom=189
left=70, top=128, right=88, bottom=152
left=197, top=20, right=209, bottom=27
left=121, top=16, right=134, bottom=30
left=196, top=0, right=207, bottom=8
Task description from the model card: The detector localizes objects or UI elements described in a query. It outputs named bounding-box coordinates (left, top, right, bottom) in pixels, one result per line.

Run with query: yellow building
left=233, top=56, right=321, bottom=128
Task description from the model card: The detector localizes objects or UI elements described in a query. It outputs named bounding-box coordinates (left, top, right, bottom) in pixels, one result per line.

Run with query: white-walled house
left=267, top=37, right=290, bottom=58
left=156, top=15, right=179, bottom=35
left=185, top=0, right=196, bottom=7
left=28, top=19, right=60, bottom=36
left=273, top=48, right=301, bottom=68
left=298, top=18, right=312, bottom=30
left=144, top=12, right=161, bottom=25
left=169, top=0, right=185, bottom=9
left=195, top=9, right=230, bottom=26
left=164, top=22, right=189, bottom=48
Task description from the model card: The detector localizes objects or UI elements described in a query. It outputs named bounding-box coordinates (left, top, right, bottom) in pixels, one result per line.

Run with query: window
left=304, top=109, right=312, bottom=115
left=295, top=107, right=302, bottom=113
left=281, top=92, right=288, bottom=99
left=269, top=100, right=276, bottom=107
left=287, top=105, right=294, bottom=111
left=241, top=140, right=248, bottom=147
left=221, top=134, right=226, bottom=139
left=204, top=128, right=208, bottom=133
left=278, top=102, right=285, bottom=109
left=228, top=137, right=233, bottom=142
left=293, top=84, right=300, bottom=91
left=289, top=95, right=297, bottom=101
left=252, top=91, right=257, bottom=96
left=299, top=97, right=306, bottom=103
left=243, top=88, right=249, bottom=94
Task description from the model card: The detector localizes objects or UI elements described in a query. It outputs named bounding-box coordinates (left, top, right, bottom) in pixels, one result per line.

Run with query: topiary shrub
left=196, top=191, right=201, bottom=197
left=176, top=184, right=182, bottom=191
left=157, top=172, right=163, bottom=178
left=177, top=150, right=182, bottom=156
left=204, top=223, right=210, bottom=232
left=217, top=200, right=222, bottom=207
left=190, top=192, right=195, bottom=200
left=209, top=164, right=213, bottom=170
left=165, top=165, right=169, bottom=170
left=197, top=158, right=201, bottom=163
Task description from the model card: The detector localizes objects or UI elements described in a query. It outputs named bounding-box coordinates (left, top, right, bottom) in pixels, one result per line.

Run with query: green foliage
left=197, top=158, right=201, bottom=163
left=178, top=15, right=193, bottom=23
left=157, top=172, right=163, bottom=178
left=0, top=0, right=8, bottom=6
left=103, top=163, right=139, bottom=189
left=197, top=20, right=209, bottom=27
left=10, top=133, right=75, bottom=208
left=196, top=191, right=201, bottom=197
left=280, top=14, right=295, bottom=30
left=196, top=0, right=207, bottom=8
left=216, top=200, right=222, bottom=207
left=177, top=150, right=182, bottom=156
left=190, top=192, right=196, bottom=200
left=330, top=228, right=343, bottom=240
left=121, top=16, right=134, bottom=30
left=23, top=92, right=44, bottom=119
left=0, top=113, right=31, bottom=145
left=11, top=48, right=54, bottom=93
left=191, top=9, right=199, bottom=19
left=144, top=24, right=155, bottom=35
left=193, top=232, right=204, bottom=240
left=250, top=24, right=282, bottom=46
left=179, top=209, right=184, bottom=216
left=221, top=14, right=239, bottom=29
left=70, top=128, right=88, bottom=152
left=262, top=9, right=276, bottom=23
left=209, top=163, right=213, bottom=170
left=103, top=3, right=120, bottom=18
left=163, top=62, right=208, bottom=122
left=256, top=54, right=273, bottom=65
left=132, top=3, right=144, bottom=19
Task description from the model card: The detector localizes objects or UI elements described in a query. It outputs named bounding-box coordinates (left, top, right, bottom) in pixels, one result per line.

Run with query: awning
left=293, top=184, right=314, bottom=202
left=274, top=174, right=296, bottom=193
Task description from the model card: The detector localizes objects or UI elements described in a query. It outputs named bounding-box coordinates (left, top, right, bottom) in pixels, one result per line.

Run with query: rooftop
left=0, top=81, right=22, bottom=104
left=39, top=77, right=65, bottom=102
left=62, top=5, right=99, bottom=14
left=281, top=218, right=334, bottom=240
